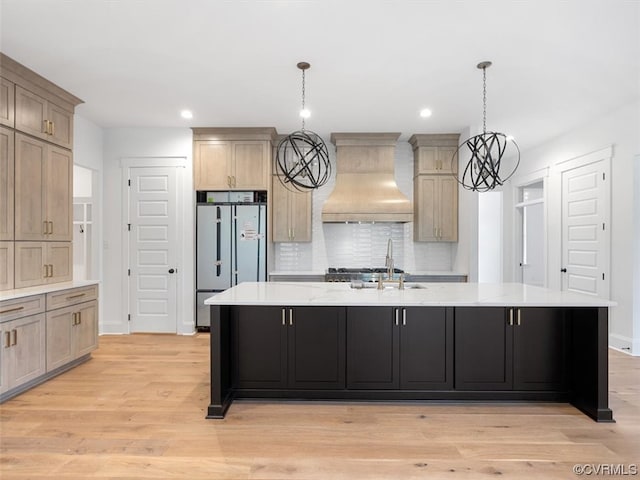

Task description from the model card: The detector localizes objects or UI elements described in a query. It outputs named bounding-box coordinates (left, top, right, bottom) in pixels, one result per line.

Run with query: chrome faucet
left=385, top=238, right=394, bottom=280
left=378, top=238, right=404, bottom=290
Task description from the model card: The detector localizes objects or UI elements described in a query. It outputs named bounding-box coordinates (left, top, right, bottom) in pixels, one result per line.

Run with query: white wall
left=504, top=101, right=640, bottom=354
left=102, top=128, right=194, bottom=335
left=73, top=114, right=104, bottom=320
left=478, top=191, right=503, bottom=283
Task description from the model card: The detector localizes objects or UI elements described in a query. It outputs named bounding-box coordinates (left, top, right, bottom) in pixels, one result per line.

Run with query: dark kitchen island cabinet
left=205, top=282, right=614, bottom=422
left=455, top=307, right=568, bottom=391
left=346, top=306, right=453, bottom=390
left=234, top=306, right=345, bottom=390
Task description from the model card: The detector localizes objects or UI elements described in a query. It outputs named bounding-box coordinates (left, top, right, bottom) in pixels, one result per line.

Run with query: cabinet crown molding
left=0, top=53, right=83, bottom=111
left=408, top=134, right=460, bottom=150
left=330, top=132, right=401, bottom=147
left=192, top=127, right=278, bottom=142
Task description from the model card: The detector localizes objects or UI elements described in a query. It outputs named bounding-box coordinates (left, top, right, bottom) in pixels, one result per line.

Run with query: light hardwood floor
left=1, top=333, right=639, bottom=479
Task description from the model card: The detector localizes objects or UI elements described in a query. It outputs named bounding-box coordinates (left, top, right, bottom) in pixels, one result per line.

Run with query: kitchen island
left=205, top=282, right=615, bottom=422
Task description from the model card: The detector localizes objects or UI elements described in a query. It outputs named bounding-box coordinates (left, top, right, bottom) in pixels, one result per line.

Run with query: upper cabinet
left=15, top=86, right=74, bottom=149
left=14, top=133, right=72, bottom=242
left=272, top=175, right=312, bottom=242
left=0, top=53, right=82, bottom=291
left=0, top=77, right=15, bottom=127
left=410, top=133, right=460, bottom=243
left=0, top=126, right=14, bottom=241
left=409, top=134, right=459, bottom=175
left=192, top=128, right=277, bottom=191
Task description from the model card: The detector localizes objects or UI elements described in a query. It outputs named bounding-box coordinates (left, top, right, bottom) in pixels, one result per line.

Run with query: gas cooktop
left=325, top=267, right=405, bottom=282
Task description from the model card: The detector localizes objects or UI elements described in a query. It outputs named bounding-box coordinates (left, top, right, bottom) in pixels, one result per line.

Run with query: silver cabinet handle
left=281, top=308, right=286, bottom=326
left=402, top=308, right=407, bottom=326
left=509, top=308, right=514, bottom=326
left=395, top=308, right=399, bottom=326
left=517, top=308, right=521, bottom=326
left=289, top=308, right=293, bottom=326
left=11, top=329, right=17, bottom=346
left=0, top=306, right=25, bottom=315
left=4, top=331, right=10, bottom=348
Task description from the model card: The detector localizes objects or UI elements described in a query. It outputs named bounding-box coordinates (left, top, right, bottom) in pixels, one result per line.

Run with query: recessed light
left=299, top=108, right=311, bottom=119
left=180, top=109, right=193, bottom=119
left=419, top=108, right=432, bottom=118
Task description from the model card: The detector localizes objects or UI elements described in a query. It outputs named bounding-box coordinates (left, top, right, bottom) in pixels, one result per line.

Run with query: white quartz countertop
left=204, top=282, right=615, bottom=307
left=0, top=280, right=100, bottom=301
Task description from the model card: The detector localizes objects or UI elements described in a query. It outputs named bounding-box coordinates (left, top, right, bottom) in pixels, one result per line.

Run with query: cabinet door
left=513, top=308, right=568, bottom=391
left=234, top=306, right=287, bottom=389
left=47, top=242, right=72, bottom=283
left=15, top=86, right=48, bottom=142
left=346, top=307, right=399, bottom=389
left=289, top=187, right=312, bottom=242
left=15, top=133, right=46, bottom=240
left=46, top=306, right=74, bottom=371
left=14, top=242, right=45, bottom=288
left=0, top=242, right=14, bottom=291
left=46, top=146, right=73, bottom=241
left=413, top=176, right=437, bottom=241
left=4, top=313, right=46, bottom=390
left=455, top=307, right=513, bottom=390
left=74, top=300, right=98, bottom=358
left=194, top=141, right=231, bottom=190
left=271, top=176, right=291, bottom=242
left=399, top=307, right=453, bottom=390
left=0, top=77, right=15, bottom=127
left=0, top=126, right=13, bottom=241
left=232, top=141, right=268, bottom=189
left=47, top=102, right=73, bottom=149
left=288, top=307, right=345, bottom=389
left=438, top=176, right=458, bottom=242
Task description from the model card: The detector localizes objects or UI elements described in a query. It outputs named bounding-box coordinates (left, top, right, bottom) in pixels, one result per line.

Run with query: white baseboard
left=609, top=333, right=638, bottom=356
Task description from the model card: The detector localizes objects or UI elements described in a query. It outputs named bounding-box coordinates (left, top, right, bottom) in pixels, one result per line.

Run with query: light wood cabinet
left=0, top=126, right=14, bottom=240
left=414, top=175, right=458, bottom=242
left=0, top=284, right=98, bottom=402
left=410, top=133, right=459, bottom=242
left=0, top=242, right=14, bottom=291
left=0, top=77, right=14, bottom=127
left=0, top=312, right=46, bottom=395
left=14, top=242, right=72, bottom=288
left=46, top=300, right=98, bottom=372
left=14, top=133, right=72, bottom=242
left=15, top=86, right=73, bottom=149
left=409, top=134, right=459, bottom=175
left=192, top=128, right=276, bottom=191
left=272, top=176, right=312, bottom=242
left=194, top=140, right=270, bottom=190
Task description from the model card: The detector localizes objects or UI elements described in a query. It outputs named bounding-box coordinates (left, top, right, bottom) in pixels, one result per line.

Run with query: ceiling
left=1, top=0, right=638, bottom=149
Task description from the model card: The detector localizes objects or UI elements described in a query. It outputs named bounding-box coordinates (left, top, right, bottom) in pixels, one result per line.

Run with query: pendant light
left=275, top=62, right=331, bottom=191
left=454, top=61, right=520, bottom=192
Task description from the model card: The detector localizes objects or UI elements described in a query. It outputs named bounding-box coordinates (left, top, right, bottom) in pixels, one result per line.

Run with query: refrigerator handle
left=215, top=206, right=221, bottom=276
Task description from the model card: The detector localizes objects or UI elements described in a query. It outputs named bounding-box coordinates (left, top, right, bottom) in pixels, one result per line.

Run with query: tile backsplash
left=273, top=139, right=455, bottom=272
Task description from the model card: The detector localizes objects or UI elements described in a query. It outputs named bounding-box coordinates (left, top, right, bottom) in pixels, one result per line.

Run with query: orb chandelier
left=275, top=62, right=331, bottom=191
left=453, top=61, right=520, bottom=192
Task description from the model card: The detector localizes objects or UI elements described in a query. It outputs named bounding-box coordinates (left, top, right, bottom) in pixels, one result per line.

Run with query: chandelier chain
left=301, top=68, right=306, bottom=131
left=482, top=65, right=487, bottom=135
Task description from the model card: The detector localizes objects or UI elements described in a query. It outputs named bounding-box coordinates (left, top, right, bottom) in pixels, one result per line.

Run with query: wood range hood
left=322, top=133, right=413, bottom=223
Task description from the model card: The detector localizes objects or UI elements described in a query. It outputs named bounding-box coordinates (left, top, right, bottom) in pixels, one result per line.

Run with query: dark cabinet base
left=207, top=305, right=613, bottom=422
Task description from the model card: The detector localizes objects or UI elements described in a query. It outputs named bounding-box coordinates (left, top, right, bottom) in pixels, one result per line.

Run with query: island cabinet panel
left=346, top=307, right=398, bottom=389
left=454, top=307, right=568, bottom=392
left=346, top=306, right=453, bottom=390
left=233, top=306, right=345, bottom=390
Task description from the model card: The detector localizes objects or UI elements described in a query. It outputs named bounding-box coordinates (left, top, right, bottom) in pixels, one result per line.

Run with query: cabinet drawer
left=46, top=285, right=98, bottom=310
left=0, top=294, right=46, bottom=322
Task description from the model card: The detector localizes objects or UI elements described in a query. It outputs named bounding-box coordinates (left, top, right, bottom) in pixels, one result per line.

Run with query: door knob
left=560, top=268, right=567, bottom=273
left=168, top=268, right=176, bottom=274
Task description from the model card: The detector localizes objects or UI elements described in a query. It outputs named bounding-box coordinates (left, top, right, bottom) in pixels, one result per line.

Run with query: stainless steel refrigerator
left=196, top=192, right=266, bottom=329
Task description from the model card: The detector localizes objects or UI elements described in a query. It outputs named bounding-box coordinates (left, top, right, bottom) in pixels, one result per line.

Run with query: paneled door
left=128, top=167, right=178, bottom=333
left=561, top=156, right=610, bottom=297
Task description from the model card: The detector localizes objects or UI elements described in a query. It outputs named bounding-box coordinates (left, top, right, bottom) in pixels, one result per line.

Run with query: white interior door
left=128, top=167, right=178, bottom=333
left=561, top=160, right=610, bottom=297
